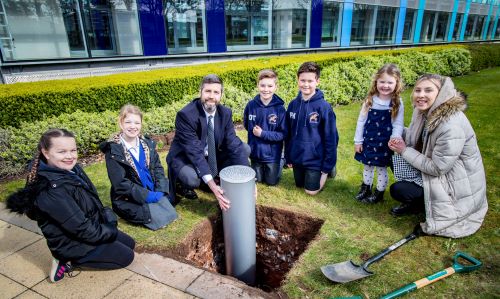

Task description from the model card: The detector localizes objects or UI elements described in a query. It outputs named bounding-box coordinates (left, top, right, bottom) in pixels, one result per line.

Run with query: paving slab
left=0, top=273, right=28, bottom=299
left=0, top=239, right=52, bottom=288
left=32, top=268, right=134, bottom=299
left=14, top=290, right=47, bottom=299
left=0, top=203, right=41, bottom=235
left=0, top=222, right=42, bottom=260
left=186, top=271, right=269, bottom=299
left=127, top=252, right=204, bottom=291
left=104, top=273, right=195, bottom=299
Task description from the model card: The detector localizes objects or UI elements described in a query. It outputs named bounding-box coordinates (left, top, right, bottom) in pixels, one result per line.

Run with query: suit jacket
left=167, top=99, right=248, bottom=194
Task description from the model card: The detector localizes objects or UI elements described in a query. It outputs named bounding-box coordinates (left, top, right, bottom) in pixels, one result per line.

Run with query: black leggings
left=390, top=181, right=424, bottom=208
left=74, top=231, right=135, bottom=269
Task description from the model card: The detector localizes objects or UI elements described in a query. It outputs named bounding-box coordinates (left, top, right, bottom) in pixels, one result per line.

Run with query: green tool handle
left=380, top=267, right=455, bottom=299
left=380, top=252, right=482, bottom=299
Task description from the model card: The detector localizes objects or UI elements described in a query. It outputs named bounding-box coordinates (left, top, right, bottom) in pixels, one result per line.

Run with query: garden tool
left=380, top=251, right=482, bottom=299
left=321, top=225, right=423, bottom=283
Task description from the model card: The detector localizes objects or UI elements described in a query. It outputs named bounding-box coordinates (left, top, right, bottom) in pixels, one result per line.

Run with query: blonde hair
left=118, top=104, right=143, bottom=127
left=257, top=69, right=278, bottom=83
left=363, top=63, right=403, bottom=120
left=414, top=73, right=444, bottom=90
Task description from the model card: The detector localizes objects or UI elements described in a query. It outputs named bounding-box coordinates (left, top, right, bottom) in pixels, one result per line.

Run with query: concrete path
left=0, top=204, right=269, bottom=299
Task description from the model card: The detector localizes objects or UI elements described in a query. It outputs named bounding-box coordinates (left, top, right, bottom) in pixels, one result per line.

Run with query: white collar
left=373, top=96, right=391, bottom=106
left=120, top=135, right=139, bottom=151
left=204, top=109, right=216, bottom=119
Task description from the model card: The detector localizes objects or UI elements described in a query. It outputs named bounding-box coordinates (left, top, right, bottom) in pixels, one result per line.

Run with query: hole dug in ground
left=165, top=205, right=324, bottom=293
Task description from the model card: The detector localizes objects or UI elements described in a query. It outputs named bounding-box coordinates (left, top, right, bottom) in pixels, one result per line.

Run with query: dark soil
left=140, top=205, right=324, bottom=295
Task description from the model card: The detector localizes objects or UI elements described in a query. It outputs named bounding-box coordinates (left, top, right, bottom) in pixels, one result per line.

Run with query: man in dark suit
left=167, top=74, right=250, bottom=210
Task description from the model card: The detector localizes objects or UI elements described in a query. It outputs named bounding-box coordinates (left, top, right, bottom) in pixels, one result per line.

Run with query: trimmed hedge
left=467, top=43, right=500, bottom=71
left=0, top=44, right=473, bottom=128
left=0, top=46, right=474, bottom=177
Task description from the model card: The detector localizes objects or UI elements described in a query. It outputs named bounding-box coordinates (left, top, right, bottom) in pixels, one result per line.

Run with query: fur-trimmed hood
left=426, top=90, right=467, bottom=133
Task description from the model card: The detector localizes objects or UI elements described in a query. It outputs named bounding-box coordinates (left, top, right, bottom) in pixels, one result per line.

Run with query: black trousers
left=251, top=161, right=280, bottom=186
left=74, top=231, right=135, bottom=269
left=390, top=181, right=424, bottom=208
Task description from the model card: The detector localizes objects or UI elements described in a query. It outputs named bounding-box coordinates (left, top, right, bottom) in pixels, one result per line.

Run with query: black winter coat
left=99, top=136, right=169, bottom=224
left=7, top=163, right=118, bottom=261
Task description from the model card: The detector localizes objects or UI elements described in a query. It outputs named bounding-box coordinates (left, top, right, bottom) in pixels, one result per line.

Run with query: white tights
left=363, top=165, right=388, bottom=192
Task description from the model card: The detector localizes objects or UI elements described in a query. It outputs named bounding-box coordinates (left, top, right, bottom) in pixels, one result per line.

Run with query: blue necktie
left=207, top=116, right=218, bottom=177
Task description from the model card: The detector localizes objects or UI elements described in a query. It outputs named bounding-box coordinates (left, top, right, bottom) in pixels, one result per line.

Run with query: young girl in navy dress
left=354, top=63, right=404, bottom=203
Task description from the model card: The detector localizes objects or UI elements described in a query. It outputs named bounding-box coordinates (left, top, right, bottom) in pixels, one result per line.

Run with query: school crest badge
left=268, top=114, right=278, bottom=125
left=309, top=112, right=319, bottom=124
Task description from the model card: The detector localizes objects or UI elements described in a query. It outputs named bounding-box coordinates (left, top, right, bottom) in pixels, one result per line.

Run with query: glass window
left=321, top=0, right=342, bottom=47
left=0, top=0, right=88, bottom=61
left=496, top=20, right=500, bottom=38
left=351, top=4, right=398, bottom=46
left=374, top=5, right=398, bottom=44
left=420, top=10, right=437, bottom=42
left=464, top=14, right=477, bottom=40
left=164, top=0, right=206, bottom=54
left=402, top=8, right=417, bottom=43
left=226, top=0, right=271, bottom=51
left=81, top=0, right=142, bottom=57
left=272, top=0, right=310, bottom=49
left=350, top=4, right=375, bottom=45
left=473, top=15, right=485, bottom=39
left=434, top=12, right=450, bottom=41
left=486, top=17, right=496, bottom=39
left=452, top=13, right=464, bottom=40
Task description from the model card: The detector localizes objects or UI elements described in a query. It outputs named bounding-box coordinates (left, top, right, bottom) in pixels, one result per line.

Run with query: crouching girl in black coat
left=99, top=104, right=177, bottom=231
left=7, top=129, right=135, bottom=283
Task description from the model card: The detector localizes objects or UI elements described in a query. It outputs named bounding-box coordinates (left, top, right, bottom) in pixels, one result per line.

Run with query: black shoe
left=355, top=183, right=372, bottom=201
left=176, top=184, right=198, bottom=200
left=362, top=189, right=384, bottom=204
left=390, top=203, right=420, bottom=216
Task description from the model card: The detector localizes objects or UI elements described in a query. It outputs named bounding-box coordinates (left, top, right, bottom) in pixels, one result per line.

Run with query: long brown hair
left=26, top=129, right=76, bottom=186
left=363, top=63, right=403, bottom=120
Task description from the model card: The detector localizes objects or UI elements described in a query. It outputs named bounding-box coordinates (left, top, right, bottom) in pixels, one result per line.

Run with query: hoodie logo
left=289, top=112, right=296, bottom=119
left=268, top=114, right=278, bottom=125
left=309, top=112, right=319, bottom=124
left=248, top=114, right=256, bottom=121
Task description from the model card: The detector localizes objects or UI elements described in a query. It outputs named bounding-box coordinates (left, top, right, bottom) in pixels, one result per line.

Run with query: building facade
left=0, top=0, right=498, bottom=64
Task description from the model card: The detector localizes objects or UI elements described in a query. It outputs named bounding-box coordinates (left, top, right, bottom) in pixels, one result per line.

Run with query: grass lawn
left=1, top=68, right=499, bottom=298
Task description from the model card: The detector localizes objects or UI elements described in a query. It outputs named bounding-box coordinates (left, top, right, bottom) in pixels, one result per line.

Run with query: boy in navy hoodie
left=285, top=62, right=339, bottom=195
left=244, top=69, right=286, bottom=185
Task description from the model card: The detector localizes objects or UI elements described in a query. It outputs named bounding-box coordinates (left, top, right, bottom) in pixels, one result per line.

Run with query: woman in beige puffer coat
left=389, top=74, right=488, bottom=238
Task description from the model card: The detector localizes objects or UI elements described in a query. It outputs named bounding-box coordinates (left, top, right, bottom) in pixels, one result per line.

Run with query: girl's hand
left=388, top=138, right=406, bottom=154
left=253, top=125, right=262, bottom=137
left=355, top=144, right=363, bottom=153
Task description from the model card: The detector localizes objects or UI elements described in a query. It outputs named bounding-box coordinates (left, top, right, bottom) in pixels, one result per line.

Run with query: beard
left=202, top=101, right=217, bottom=113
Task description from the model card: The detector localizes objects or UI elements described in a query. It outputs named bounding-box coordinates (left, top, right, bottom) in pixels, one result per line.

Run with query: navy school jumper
left=243, top=94, right=286, bottom=164
left=285, top=89, right=339, bottom=173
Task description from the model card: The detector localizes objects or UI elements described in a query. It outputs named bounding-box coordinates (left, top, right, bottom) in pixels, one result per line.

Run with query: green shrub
left=0, top=45, right=485, bottom=177
left=0, top=45, right=473, bottom=128
left=467, top=43, right=500, bottom=72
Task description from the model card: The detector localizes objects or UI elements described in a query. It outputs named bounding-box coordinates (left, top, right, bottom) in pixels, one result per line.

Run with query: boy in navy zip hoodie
left=285, top=62, right=339, bottom=195
left=244, top=69, right=286, bottom=185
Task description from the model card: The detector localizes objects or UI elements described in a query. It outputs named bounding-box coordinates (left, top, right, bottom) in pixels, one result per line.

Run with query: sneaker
left=49, top=259, right=72, bottom=283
